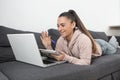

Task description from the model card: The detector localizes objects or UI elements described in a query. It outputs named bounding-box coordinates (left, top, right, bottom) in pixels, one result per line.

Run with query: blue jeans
left=95, top=39, right=117, bottom=55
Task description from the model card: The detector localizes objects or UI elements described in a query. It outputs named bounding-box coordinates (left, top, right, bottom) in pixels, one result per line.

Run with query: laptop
left=7, top=33, right=65, bottom=67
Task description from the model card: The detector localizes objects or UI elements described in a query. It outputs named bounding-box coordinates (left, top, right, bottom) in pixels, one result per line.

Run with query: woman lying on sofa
left=40, top=10, right=118, bottom=65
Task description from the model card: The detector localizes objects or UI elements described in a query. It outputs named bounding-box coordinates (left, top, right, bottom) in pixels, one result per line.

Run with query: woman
left=40, top=10, right=102, bottom=65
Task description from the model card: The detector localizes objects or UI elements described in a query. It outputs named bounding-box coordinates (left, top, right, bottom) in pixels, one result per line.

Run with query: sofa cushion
left=0, top=26, right=45, bottom=48
left=89, top=30, right=108, bottom=41
left=109, top=36, right=119, bottom=48
left=0, top=26, right=27, bottom=47
left=0, top=47, right=15, bottom=63
left=0, top=71, right=9, bottom=80
left=48, top=29, right=60, bottom=49
left=0, top=26, right=45, bottom=63
left=48, top=29, right=60, bottom=41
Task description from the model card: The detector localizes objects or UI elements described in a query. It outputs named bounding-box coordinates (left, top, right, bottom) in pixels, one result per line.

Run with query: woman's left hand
left=50, top=50, right=65, bottom=61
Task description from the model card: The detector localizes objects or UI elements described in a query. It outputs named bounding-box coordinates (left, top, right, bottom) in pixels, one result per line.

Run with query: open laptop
left=7, top=33, right=65, bottom=67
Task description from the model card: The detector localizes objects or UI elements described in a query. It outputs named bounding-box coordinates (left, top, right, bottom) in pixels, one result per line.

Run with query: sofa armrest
left=108, top=36, right=120, bottom=45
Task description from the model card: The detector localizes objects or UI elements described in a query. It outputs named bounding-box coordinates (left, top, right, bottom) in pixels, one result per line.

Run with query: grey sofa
left=0, top=26, right=120, bottom=80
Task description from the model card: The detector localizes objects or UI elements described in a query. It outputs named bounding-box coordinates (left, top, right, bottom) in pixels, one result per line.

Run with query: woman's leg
left=95, top=39, right=117, bottom=55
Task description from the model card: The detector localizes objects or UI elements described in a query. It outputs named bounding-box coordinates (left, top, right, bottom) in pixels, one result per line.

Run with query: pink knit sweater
left=55, top=30, right=102, bottom=65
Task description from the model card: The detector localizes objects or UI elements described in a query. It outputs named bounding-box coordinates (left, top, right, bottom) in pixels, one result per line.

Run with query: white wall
left=0, top=0, right=120, bottom=35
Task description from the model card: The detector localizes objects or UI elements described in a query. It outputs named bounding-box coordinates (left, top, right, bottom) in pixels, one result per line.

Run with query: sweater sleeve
left=63, top=35, right=92, bottom=65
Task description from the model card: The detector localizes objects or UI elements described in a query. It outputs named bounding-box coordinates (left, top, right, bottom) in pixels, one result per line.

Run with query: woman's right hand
left=50, top=50, right=65, bottom=61
left=40, top=31, right=52, bottom=49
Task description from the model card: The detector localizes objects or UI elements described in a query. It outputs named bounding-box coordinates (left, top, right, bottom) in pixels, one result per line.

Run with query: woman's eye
left=61, top=24, right=65, bottom=27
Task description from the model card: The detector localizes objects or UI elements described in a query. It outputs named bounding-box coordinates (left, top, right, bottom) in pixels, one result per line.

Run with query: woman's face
left=57, top=16, right=75, bottom=39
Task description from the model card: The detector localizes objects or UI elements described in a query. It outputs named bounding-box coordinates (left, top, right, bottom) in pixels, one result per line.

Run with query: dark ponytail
left=59, top=10, right=97, bottom=54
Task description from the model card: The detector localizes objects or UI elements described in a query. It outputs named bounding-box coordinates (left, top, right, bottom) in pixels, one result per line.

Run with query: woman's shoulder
left=78, top=33, right=91, bottom=42
left=73, top=30, right=90, bottom=40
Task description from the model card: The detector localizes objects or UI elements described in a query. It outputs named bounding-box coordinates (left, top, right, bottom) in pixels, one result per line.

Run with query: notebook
left=7, top=33, right=65, bottom=67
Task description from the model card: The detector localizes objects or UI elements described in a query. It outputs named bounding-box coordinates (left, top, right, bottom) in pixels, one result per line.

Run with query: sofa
left=0, top=25, right=120, bottom=80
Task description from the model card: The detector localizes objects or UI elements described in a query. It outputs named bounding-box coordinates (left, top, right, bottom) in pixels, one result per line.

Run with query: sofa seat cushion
left=0, top=54, right=120, bottom=80
left=112, top=70, right=120, bottom=80
left=91, top=54, right=120, bottom=79
left=0, top=71, right=9, bottom=80
left=0, top=61, right=97, bottom=80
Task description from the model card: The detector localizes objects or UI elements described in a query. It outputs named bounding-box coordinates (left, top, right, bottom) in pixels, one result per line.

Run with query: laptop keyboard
left=43, top=58, right=57, bottom=64
left=43, top=60, right=55, bottom=64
